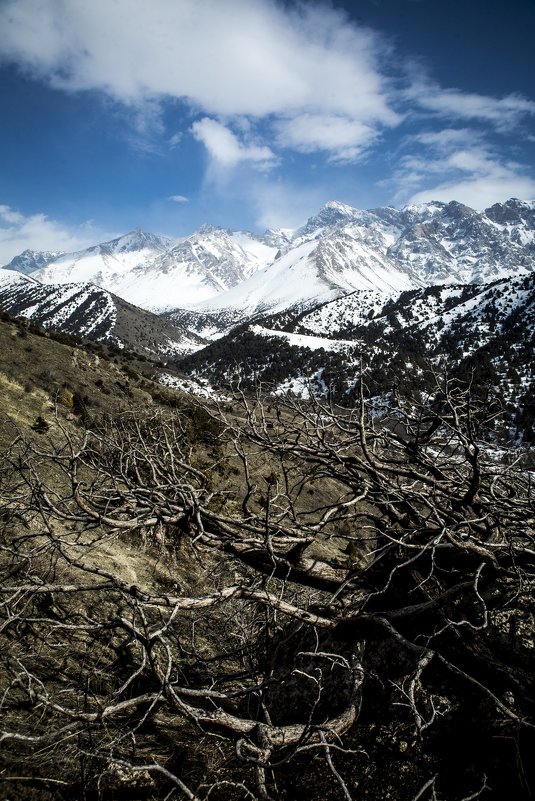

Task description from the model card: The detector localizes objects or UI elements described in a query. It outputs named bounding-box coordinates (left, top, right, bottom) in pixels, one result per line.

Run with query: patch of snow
left=249, top=324, right=355, bottom=351
left=159, top=372, right=230, bottom=401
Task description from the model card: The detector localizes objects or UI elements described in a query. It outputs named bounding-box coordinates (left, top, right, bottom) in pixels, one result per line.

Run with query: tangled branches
left=0, top=373, right=534, bottom=800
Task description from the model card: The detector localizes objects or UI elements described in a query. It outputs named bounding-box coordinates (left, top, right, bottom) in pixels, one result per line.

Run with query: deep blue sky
left=0, top=0, right=534, bottom=261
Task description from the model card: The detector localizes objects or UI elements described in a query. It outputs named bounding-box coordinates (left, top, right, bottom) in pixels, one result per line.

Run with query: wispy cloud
left=408, top=172, right=535, bottom=210
left=168, top=195, right=189, bottom=203
left=0, top=205, right=110, bottom=265
left=408, top=80, right=535, bottom=130
left=246, top=180, right=329, bottom=231
left=274, top=114, right=377, bottom=162
left=389, top=129, right=535, bottom=209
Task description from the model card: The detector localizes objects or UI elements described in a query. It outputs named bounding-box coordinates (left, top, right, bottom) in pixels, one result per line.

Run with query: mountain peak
left=402, top=200, right=446, bottom=216
left=2, top=248, right=65, bottom=274
left=295, top=200, right=360, bottom=239
left=485, top=197, right=535, bottom=226
left=322, top=200, right=358, bottom=215
left=109, top=229, right=172, bottom=253
left=197, top=223, right=227, bottom=236
left=444, top=200, right=478, bottom=216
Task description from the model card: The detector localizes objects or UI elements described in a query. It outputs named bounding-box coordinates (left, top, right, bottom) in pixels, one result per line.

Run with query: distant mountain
left=3, top=248, right=65, bottom=274
left=0, top=270, right=203, bottom=357
left=22, top=227, right=277, bottom=313
left=484, top=197, right=535, bottom=241
left=123, top=226, right=278, bottom=310
left=27, top=229, right=173, bottom=307
left=169, top=198, right=535, bottom=334
left=3, top=199, right=535, bottom=326
left=4, top=198, right=535, bottom=328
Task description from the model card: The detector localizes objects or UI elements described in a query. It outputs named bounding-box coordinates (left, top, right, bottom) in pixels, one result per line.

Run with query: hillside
left=0, top=270, right=205, bottom=357
left=0, top=308, right=189, bottom=440
left=175, top=271, right=535, bottom=441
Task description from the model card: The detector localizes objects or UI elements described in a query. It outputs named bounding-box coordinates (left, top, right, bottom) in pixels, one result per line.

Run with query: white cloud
left=1, top=0, right=533, bottom=206
left=408, top=173, right=535, bottom=210
left=168, top=195, right=189, bottom=203
left=0, top=205, right=109, bottom=264
left=0, top=206, right=24, bottom=225
left=409, top=81, right=535, bottom=130
left=275, top=114, right=376, bottom=162
left=0, top=0, right=398, bottom=162
left=390, top=130, right=535, bottom=209
left=413, top=128, right=482, bottom=149
left=191, top=118, right=277, bottom=170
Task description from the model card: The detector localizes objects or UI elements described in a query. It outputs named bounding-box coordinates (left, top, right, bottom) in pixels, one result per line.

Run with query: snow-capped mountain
left=178, top=230, right=413, bottom=330
left=0, top=270, right=202, bottom=357
left=3, top=248, right=65, bottom=275
left=21, top=227, right=277, bottom=313
left=4, top=198, right=535, bottom=325
left=3, top=197, right=535, bottom=352
left=116, top=226, right=278, bottom=311
left=385, top=200, right=535, bottom=284
left=168, top=198, right=535, bottom=335
left=484, top=197, right=535, bottom=246
left=291, top=198, right=535, bottom=287
left=28, top=230, right=172, bottom=302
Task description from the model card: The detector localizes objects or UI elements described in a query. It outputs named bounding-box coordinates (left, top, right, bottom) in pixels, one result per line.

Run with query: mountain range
left=3, top=198, right=535, bottom=320
left=1, top=196, right=534, bottom=437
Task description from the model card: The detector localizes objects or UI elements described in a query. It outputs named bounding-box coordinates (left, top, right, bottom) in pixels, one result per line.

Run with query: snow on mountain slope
left=415, top=275, right=535, bottom=353
left=192, top=197, right=535, bottom=323
left=291, top=200, right=368, bottom=243
left=191, top=240, right=331, bottom=316
left=32, top=229, right=172, bottom=289
left=313, top=230, right=413, bottom=294
left=249, top=324, right=355, bottom=351
left=6, top=197, right=535, bottom=330
left=0, top=269, right=203, bottom=356
left=326, top=273, right=535, bottom=365
left=484, top=198, right=535, bottom=248
left=29, top=226, right=277, bottom=312
left=190, top=233, right=415, bottom=320
left=175, top=271, right=535, bottom=422
left=0, top=269, right=38, bottom=290
left=386, top=201, right=535, bottom=284
left=0, top=270, right=117, bottom=339
left=280, top=290, right=392, bottom=338
left=289, top=199, right=535, bottom=290
left=116, top=226, right=278, bottom=311
left=304, top=273, right=535, bottom=361
left=3, top=248, right=65, bottom=275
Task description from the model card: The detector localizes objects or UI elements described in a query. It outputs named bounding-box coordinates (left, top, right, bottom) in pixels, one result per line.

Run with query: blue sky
left=0, top=0, right=534, bottom=262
